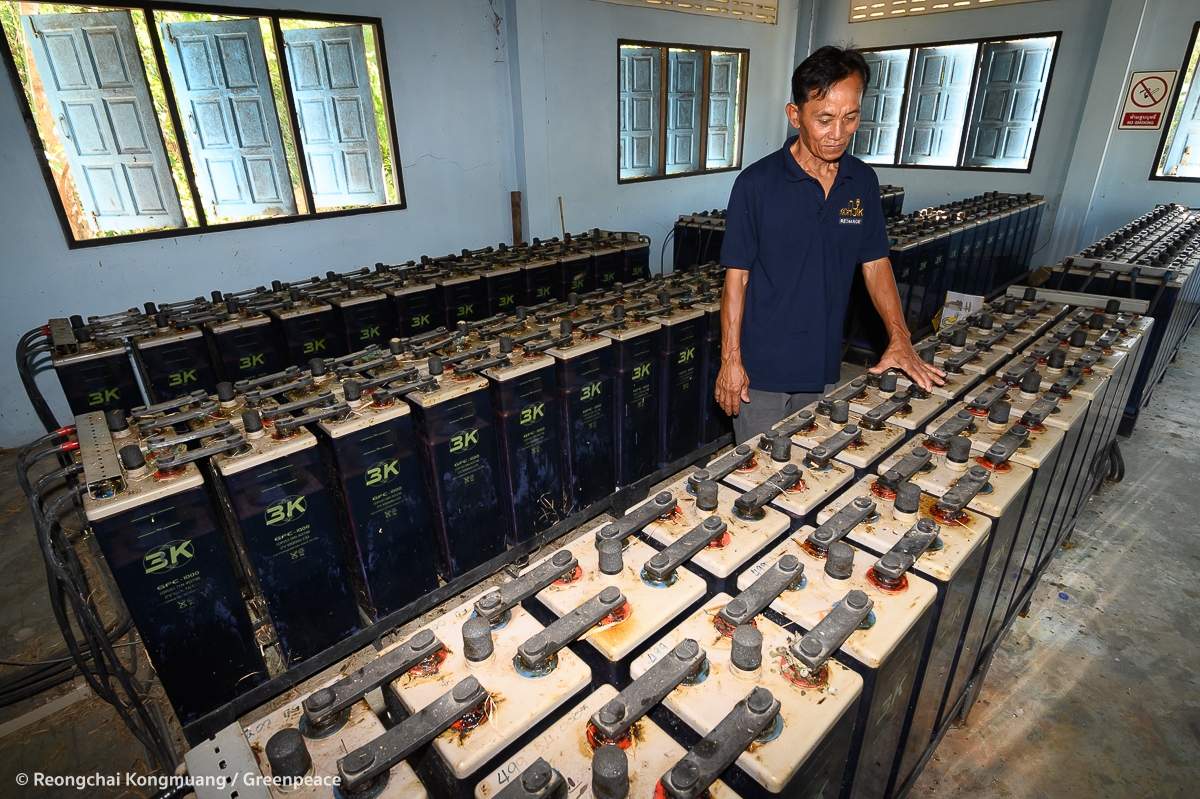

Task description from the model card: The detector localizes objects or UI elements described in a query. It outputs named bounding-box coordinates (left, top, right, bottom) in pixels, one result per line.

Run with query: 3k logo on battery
left=303, top=339, right=327, bottom=354
left=457, top=304, right=474, bottom=318
left=602, top=272, right=615, bottom=284
left=536, top=286, right=551, bottom=298
left=633, top=363, right=651, bottom=381
left=412, top=314, right=431, bottom=328
left=500, top=295, right=515, bottom=308
left=88, top=387, right=120, bottom=406
left=520, top=403, right=545, bottom=426
left=168, top=370, right=196, bottom=387
left=360, top=326, right=381, bottom=341
left=678, top=347, right=695, bottom=364
left=265, top=495, right=306, bottom=526
left=143, top=539, right=194, bottom=574
left=581, top=381, right=602, bottom=402
left=366, top=459, right=400, bottom=486
left=239, top=354, right=264, bottom=371
left=449, top=429, right=479, bottom=453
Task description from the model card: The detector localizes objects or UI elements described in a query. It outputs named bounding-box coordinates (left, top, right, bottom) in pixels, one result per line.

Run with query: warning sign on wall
left=1118, top=70, right=1177, bottom=130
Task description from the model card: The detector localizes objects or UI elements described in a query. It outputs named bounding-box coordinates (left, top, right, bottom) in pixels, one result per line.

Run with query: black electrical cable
left=659, top=228, right=674, bottom=275
left=30, top=484, right=177, bottom=770
left=16, top=326, right=61, bottom=433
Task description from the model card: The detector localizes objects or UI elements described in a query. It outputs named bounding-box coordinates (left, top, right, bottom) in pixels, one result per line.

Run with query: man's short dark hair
left=791, top=46, right=870, bottom=106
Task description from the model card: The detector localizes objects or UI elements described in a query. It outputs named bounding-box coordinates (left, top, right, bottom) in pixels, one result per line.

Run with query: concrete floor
left=0, top=342, right=1195, bottom=797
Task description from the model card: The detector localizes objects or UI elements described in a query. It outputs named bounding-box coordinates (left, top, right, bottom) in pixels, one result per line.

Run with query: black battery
left=386, top=278, right=441, bottom=338
left=269, top=296, right=345, bottom=365
left=51, top=325, right=144, bottom=416
left=132, top=318, right=220, bottom=404
left=604, top=315, right=661, bottom=487
left=548, top=327, right=615, bottom=511
left=483, top=344, right=565, bottom=543
left=437, top=270, right=487, bottom=327
left=206, top=309, right=284, bottom=385
left=314, top=389, right=440, bottom=621
left=211, top=420, right=362, bottom=666
left=327, top=285, right=399, bottom=354
left=559, top=243, right=594, bottom=296
left=481, top=261, right=526, bottom=316
left=654, top=298, right=705, bottom=467
left=521, top=250, right=561, bottom=305
left=405, top=365, right=506, bottom=578
left=696, top=294, right=733, bottom=448
left=586, top=234, right=624, bottom=290
left=620, top=234, right=652, bottom=283
left=81, top=417, right=267, bottom=725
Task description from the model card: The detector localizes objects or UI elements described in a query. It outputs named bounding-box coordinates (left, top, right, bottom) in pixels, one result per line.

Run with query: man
left=715, top=46, right=944, bottom=444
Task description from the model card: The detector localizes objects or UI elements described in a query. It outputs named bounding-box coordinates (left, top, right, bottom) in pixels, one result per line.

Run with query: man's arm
left=861, top=256, right=945, bottom=391
left=715, top=268, right=751, bottom=416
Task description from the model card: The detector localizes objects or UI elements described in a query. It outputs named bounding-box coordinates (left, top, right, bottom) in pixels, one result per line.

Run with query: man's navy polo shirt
left=720, top=136, right=890, bottom=393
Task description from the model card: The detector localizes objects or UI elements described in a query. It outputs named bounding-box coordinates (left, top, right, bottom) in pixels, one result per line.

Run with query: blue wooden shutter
left=1162, top=75, right=1200, bottom=177
left=282, top=26, right=387, bottom=208
left=666, top=50, right=701, bottom=174
left=161, top=19, right=296, bottom=219
left=706, top=52, right=742, bottom=169
left=962, top=38, right=1056, bottom=169
left=23, top=11, right=185, bottom=233
left=901, top=43, right=977, bottom=166
left=851, top=49, right=909, bottom=165
left=619, top=46, right=660, bottom=179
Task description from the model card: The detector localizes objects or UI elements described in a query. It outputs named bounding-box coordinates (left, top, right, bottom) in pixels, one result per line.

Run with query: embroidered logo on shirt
left=839, top=198, right=864, bottom=224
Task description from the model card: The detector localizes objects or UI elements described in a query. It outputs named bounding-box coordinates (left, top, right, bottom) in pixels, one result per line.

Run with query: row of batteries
left=74, top=282, right=1151, bottom=799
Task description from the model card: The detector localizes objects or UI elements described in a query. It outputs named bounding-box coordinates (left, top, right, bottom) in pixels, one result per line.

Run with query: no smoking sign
left=1118, top=70, right=1177, bottom=130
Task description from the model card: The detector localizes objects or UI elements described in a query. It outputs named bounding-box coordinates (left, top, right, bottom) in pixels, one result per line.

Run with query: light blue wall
left=807, top=0, right=1114, bottom=269
left=1070, top=0, right=1200, bottom=247
left=508, top=0, right=799, bottom=269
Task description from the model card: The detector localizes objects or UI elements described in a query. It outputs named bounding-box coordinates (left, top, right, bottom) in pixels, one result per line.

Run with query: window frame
left=854, top=30, right=1062, bottom=174
left=0, top=1, right=407, bottom=249
left=1149, top=20, right=1200, bottom=184
left=616, top=38, right=749, bottom=185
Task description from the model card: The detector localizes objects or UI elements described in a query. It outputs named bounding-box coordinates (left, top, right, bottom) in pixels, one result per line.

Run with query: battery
left=815, top=477, right=992, bottom=796
left=617, top=232, right=652, bottom=283
left=132, top=317, right=220, bottom=403
left=482, top=339, right=567, bottom=543
left=209, top=410, right=362, bottom=667
left=783, top=385, right=906, bottom=475
left=384, top=587, right=593, bottom=799
left=739, top=527, right=937, bottom=799
left=630, top=467, right=791, bottom=595
left=629, top=590, right=864, bottom=797
left=79, top=413, right=267, bottom=725
left=312, top=384, right=441, bottom=621
left=524, top=513, right=706, bottom=687
left=268, top=293, right=346, bottom=366
left=695, top=289, right=734, bottom=448
left=385, top=271, right=443, bottom=338
left=473, top=684, right=739, bottom=799
left=652, top=294, right=705, bottom=467
left=558, top=239, right=595, bottom=296
left=206, top=305, right=285, bottom=385
left=521, top=249, right=563, bottom=306
left=599, top=309, right=662, bottom=487
left=720, top=432, right=856, bottom=528
left=437, top=266, right=488, bottom=327
left=583, top=231, right=625, bottom=291
left=241, top=676, right=427, bottom=799
left=405, top=360, right=506, bottom=578
left=326, top=280, right=400, bottom=354
left=50, top=321, right=144, bottom=416
left=481, top=260, right=526, bottom=316
left=546, top=323, right=616, bottom=511
left=847, top=371, right=948, bottom=433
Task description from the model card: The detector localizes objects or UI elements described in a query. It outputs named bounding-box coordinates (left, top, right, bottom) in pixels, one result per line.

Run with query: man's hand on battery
left=870, top=339, right=945, bottom=392
left=716, top=360, right=751, bottom=417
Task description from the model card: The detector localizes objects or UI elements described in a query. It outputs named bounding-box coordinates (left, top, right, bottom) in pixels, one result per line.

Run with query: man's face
left=787, top=73, right=863, bottom=163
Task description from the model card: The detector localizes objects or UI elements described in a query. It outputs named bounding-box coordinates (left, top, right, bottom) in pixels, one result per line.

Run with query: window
left=1153, top=22, right=1200, bottom=180
left=0, top=2, right=403, bottom=245
left=618, top=41, right=747, bottom=183
left=848, top=33, right=1059, bottom=172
